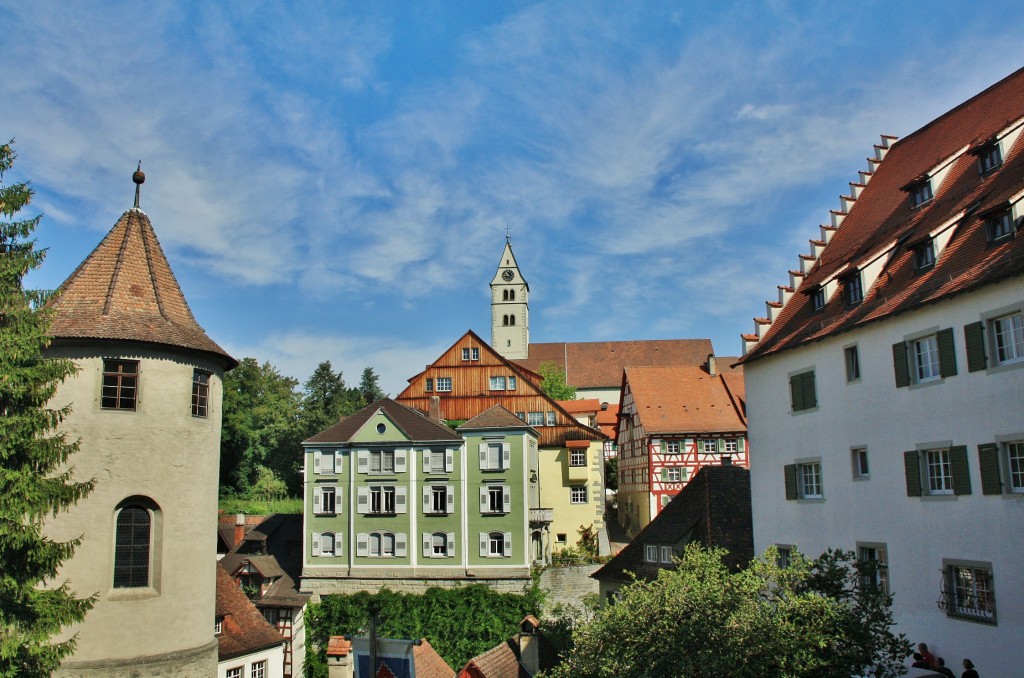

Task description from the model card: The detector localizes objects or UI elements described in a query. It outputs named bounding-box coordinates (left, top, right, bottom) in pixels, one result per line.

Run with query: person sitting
left=912, top=642, right=937, bottom=669
left=934, top=657, right=955, bottom=678
left=961, top=658, right=979, bottom=678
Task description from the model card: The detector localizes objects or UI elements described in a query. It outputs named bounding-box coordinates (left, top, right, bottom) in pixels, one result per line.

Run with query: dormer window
left=910, top=180, right=933, bottom=208
left=215, top=616, right=224, bottom=635
left=914, top=240, right=936, bottom=271
left=843, top=272, right=863, bottom=306
left=977, top=143, right=1002, bottom=174
left=988, top=209, right=1015, bottom=242
left=810, top=287, right=826, bottom=311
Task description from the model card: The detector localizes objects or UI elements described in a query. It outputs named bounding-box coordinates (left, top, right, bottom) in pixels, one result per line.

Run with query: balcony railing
left=529, top=508, right=553, bottom=524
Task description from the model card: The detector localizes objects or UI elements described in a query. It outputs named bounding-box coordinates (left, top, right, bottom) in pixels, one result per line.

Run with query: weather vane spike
left=132, top=161, right=146, bottom=209
left=505, top=225, right=511, bottom=243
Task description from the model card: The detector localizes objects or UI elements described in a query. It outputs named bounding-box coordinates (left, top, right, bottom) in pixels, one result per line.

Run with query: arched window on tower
left=503, top=315, right=509, bottom=326
left=113, top=497, right=160, bottom=589
left=509, top=315, right=516, bottom=326
left=508, top=290, right=515, bottom=301
left=502, top=290, right=509, bottom=301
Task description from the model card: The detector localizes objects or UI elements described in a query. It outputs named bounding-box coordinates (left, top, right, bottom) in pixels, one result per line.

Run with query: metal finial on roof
left=505, top=225, right=511, bottom=243
left=133, top=161, right=145, bottom=209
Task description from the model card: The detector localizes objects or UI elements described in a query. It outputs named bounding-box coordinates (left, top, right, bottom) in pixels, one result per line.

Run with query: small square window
left=569, top=485, right=587, bottom=504
left=527, top=412, right=544, bottom=426
left=988, top=210, right=1014, bottom=242
left=663, top=467, right=682, bottom=482
left=852, top=448, right=869, bottom=479
left=644, top=545, right=657, bottom=562
left=941, top=562, right=996, bottom=624
left=569, top=449, right=586, bottom=467
left=665, top=441, right=680, bottom=454
left=425, top=378, right=433, bottom=392
left=844, top=345, right=861, bottom=382
left=701, top=439, right=717, bottom=455
left=911, top=180, right=933, bottom=207
left=556, top=533, right=567, bottom=544
left=436, top=377, right=452, bottom=392
left=489, top=376, right=506, bottom=390
left=914, top=242, right=935, bottom=270
left=978, top=143, right=1002, bottom=174
left=724, top=439, right=738, bottom=454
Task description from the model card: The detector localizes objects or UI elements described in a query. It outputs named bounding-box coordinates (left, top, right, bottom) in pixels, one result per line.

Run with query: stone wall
left=538, top=563, right=601, bottom=614
left=304, top=576, right=533, bottom=598
left=55, top=639, right=218, bottom=678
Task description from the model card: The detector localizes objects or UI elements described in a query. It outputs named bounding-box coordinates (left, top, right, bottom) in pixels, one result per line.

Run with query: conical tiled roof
left=48, top=207, right=236, bottom=366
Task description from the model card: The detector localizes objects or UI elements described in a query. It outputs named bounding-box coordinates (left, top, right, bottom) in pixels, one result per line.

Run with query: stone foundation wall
left=538, top=563, right=601, bottom=614
left=54, top=639, right=218, bottom=678
left=303, top=576, right=533, bottom=598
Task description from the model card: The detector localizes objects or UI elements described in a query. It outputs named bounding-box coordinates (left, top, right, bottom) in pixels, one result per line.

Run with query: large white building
left=740, top=67, right=1024, bottom=676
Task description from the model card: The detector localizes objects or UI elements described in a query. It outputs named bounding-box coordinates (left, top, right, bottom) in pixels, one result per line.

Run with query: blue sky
left=6, top=1, right=1024, bottom=394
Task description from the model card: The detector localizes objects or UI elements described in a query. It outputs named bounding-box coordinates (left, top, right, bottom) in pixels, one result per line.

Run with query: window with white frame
left=427, top=449, right=446, bottom=473
left=701, top=439, right=717, bottom=455
left=430, top=532, right=449, bottom=557
left=425, top=378, right=433, bottom=392
left=371, top=532, right=396, bottom=557
left=462, top=348, right=470, bottom=360
left=787, top=461, right=823, bottom=499
left=660, top=546, right=673, bottom=564
left=569, top=449, right=586, bottom=467
left=507, top=376, right=516, bottom=390
left=546, top=411, right=556, bottom=426
left=988, top=209, right=1014, bottom=241
left=480, top=442, right=507, bottom=471
left=472, top=348, right=480, bottom=360
left=910, top=180, right=933, bottom=207
left=857, top=544, right=889, bottom=594
left=314, top=486, right=337, bottom=515
left=665, top=441, right=680, bottom=454
left=1008, top=441, right=1024, bottom=493
left=251, top=660, right=266, bottom=678
left=482, top=484, right=510, bottom=514
left=489, top=376, right=506, bottom=390
left=314, top=531, right=337, bottom=557
left=226, top=667, right=242, bottom=678
left=978, top=143, right=1002, bottom=174
left=215, top=616, right=224, bottom=635
left=852, top=448, right=869, bottom=479
left=527, top=412, right=543, bottom=426
left=724, top=439, right=738, bottom=454
left=319, top=451, right=336, bottom=475
left=435, top=377, right=452, bottom=392
left=914, top=241, right=935, bottom=270
left=370, top=486, right=397, bottom=513
left=570, top=485, right=587, bottom=504
left=926, top=449, right=954, bottom=495
left=941, top=561, right=995, bottom=624
left=845, top=345, right=861, bottom=382
left=485, top=531, right=510, bottom=558
left=644, top=545, right=657, bottom=562
left=914, top=335, right=941, bottom=382
left=369, top=451, right=395, bottom=475
left=427, top=486, right=450, bottom=514
left=992, top=311, right=1024, bottom=365
left=663, top=467, right=682, bottom=482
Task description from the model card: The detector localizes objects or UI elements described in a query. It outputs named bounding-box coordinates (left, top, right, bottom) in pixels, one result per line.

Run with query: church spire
left=490, top=236, right=529, bottom=359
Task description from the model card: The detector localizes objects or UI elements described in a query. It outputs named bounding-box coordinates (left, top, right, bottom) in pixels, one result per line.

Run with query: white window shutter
left=356, top=533, right=369, bottom=557
left=313, top=451, right=322, bottom=474
left=446, top=485, right=455, bottom=513
left=445, top=448, right=454, bottom=472
left=480, top=486, right=489, bottom=512
left=335, top=487, right=343, bottom=515
left=423, top=486, right=432, bottom=513
left=717, top=438, right=725, bottom=453
left=502, top=443, right=511, bottom=470
left=447, top=532, right=455, bottom=557
left=396, top=486, right=407, bottom=514
left=502, top=486, right=511, bottom=513
left=395, top=533, right=407, bottom=557
left=479, top=532, right=488, bottom=557
left=357, top=450, right=369, bottom=474
left=333, top=532, right=341, bottom=556
left=423, top=449, right=431, bottom=473
left=313, top=487, right=322, bottom=514
left=503, top=532, right=512, bottom=556
left=423, top=533, right=432, bottom=558
left=335, top=450, right=343, bottom=472
left=357, top=486, right=369, bottom=513
left=311, top=532, right=321, bottom=556
left=396, top=450, right=407, bottom=473
left=479, top=443, right=489, bottom=470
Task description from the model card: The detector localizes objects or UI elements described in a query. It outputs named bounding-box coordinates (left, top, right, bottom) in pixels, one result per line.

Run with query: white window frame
left=368, top=450, right=397, bottom=475
left=370, top=486, right=396, bottom=513
left=665, top=441, right=680, bottom=454
left=527, top=412, right=543, bottom=426
left=644, top=545, right=657, bottom=562
left=660, top=546, right=673, bottom=564
left=313, top=486, right=340, bottom=515
left=546, top=411, right=557, bottom=426
left=226, top=667, right=242, bottom=678
left=943, top=560, right=996, bottom=624
left=978, top=143, right=1002, bottom=174
left=461, top=348, right=470, bottom=361
left=311, top=531, right=339, bottom=557
left=1007, top=441, right=1024, bottom=493
left=925, top=448, right=953, bottom=495
left=489, top=375, right=506, bottom=390
left=569, top=485, right=587, bottom=504
left=569, top=449, right=586, bottom=467
left=435, top=377, right=452, bottom=392
left=799, top=461, right=823, bottom=499
left=844, top=345, right=861, bottom=382
left=507, top=375, right=516, bottom=390
left=251, top=660, right=266, bottom=678
left=724, top=439, right=738, bottom=454
left=914, top=334, right=941, bottom=382
left=664, top=467, right=682, bottom=482
left=701, top=439, right=717, bottom=455
left=857, top=543, right=889, bottom=594
left=992, top=311, right=1024, bottom=365
left=479, top=442, right=509, bottom=471
left=484, top=531, right=510, bottom=558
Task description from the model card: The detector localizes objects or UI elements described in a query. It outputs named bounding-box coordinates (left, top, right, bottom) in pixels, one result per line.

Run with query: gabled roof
left=622, top=365, right=746, bottom=435
left=215, top=562, right=284, bottom=661
left=459, top=405, right=538, bottom=434
left=593, top=464, right=753, bottom=584
left=303, top=397, right=461, bottom=445
left=557, top=399, right=601, bottom=414
left=224, top=554, right=284, bottom=580
left=413, top=639, right=456, bottom=678
left=515, top=339, right=714, bottom=389
left=48, top=207, right=235, bottom=367
left=742, top=66, right=1024, bottom=363
left=220, top=514, right=311, bottom=609
left=459, top=634, right=558, bottom=678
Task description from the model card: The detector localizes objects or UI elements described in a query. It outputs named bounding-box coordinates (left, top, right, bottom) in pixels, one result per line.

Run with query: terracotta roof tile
left=557, top=398, right=601, bottom=414
left=414, top=639, right=456, bottom=678
left=459, top=405, right=538, bottom=432
left=48, top=208, right=235, bottom=367
left=743, top=66, right=1024, bottom=362
left=304, top=398, right=461, bottom=444
left=326, top=636, right=352, bottom=657
left=215, top=563, right=284, bottom=661
left=623, top=365, right=746, bottom=435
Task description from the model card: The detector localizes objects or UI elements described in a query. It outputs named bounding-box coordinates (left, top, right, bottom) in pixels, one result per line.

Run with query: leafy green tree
left=547, top=544, right=910, bottom=678
left=0, top=141, right=95, bottom=676
left=604, top=456, right=618, bottom=491
left=300, top=361, right=348, bottom=437
left=221, top=358, right=303, bottom=494
left=250, top=465, right=288, bottom=502
left=538, top=361, right=576, bottom=400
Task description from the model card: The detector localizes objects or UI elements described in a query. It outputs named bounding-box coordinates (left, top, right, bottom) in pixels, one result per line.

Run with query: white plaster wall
left=44, top=341, right=225, bottom=669
left=218, top=645, right=286, bottom=678
left=747, top=282, right=1024, bottom=677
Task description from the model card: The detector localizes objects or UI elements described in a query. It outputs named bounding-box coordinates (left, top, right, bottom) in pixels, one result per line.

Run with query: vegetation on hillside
left=545, top=544, right=911, bottom=678
left=0, top=141, right=95, bottom=676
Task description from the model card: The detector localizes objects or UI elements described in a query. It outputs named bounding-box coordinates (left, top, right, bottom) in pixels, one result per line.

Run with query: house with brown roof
left=593, top=463, right=752, bottom=603
left=615, top=358, right=747, bottom=537
left=323, top=635, right=454, bottom=678
left=216, top=562, right=286, bottom=678
left=458, top=616, right=557, bottom=678
left=40, top=170, right=236, bottom=677
left=396, top=331, right=609, bottom=557
left=739, top=67, right=1024, bottom=676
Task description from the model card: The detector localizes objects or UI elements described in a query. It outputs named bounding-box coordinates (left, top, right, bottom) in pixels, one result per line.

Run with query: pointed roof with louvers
left=48, top=206, right=236, bottom=367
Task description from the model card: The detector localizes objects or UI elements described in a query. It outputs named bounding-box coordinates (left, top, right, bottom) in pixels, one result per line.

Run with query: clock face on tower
left=502, top=269, right=514, bottom=282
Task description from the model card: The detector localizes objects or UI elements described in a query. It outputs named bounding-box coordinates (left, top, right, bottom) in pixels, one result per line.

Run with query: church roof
left=48, top=206, right=235, bottom=367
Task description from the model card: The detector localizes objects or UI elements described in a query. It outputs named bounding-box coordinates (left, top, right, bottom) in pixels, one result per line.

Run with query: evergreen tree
left=300, top=361, right=348, bottom=436
left=0, top=141, right=95, bottom=676
left=355, top=366, right=385, bottom=408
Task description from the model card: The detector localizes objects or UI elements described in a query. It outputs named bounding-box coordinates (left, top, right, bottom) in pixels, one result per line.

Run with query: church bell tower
left=490, top=236, right=529, bottom=359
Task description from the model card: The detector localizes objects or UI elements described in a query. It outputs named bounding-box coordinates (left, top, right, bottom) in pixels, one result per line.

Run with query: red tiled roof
left=557, top=398, right=600, bottom=414
left=326, top=636, right=352, bottom=657
left=743, top=66, right=1024, bottom=362
left=414, top=639, right=456, bottom=678
left=48, top=208, right=235, bottom=367
left=215, top=563, right=283, bottom=661
left=623, top=365, right=746, bottom=435
left=515, top=339, right=714, bottom=388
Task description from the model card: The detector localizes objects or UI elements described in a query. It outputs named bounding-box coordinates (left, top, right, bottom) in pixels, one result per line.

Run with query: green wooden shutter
left=738, top=437, right=746, bottom=453
left=660, top=440, right=667, bottom=454
left=937, top=328, right=958, bottom=377
left=660, top=468, right=668, bottom=482
left=801, top=371, right=817, bottom=409
left=784, top=464, right=798, bottom=500
left=964, top=322, right=987, bottom=372
left=892, top=342, right=910, bottom=388
left=978, top=444, right=1002, bottom=495
left=903, top=451, right=922, bottom=496
left=950, top=445, right=971, bottom=495
left=789, top=375, right=803, bottom=411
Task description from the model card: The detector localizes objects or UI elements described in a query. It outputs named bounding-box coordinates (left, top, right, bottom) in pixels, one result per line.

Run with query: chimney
left=326, top=637, right=354, bottom=678
left=706, top=353, right=717, bottom=376
left=234, top=513, right=245, bottom=548
left=518, top=616, right=541, bottom=675
left=429, top=396, right=442, bottom=422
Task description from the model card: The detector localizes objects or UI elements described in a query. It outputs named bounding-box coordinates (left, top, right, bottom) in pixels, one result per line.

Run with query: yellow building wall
left=538, top=441, right=606, bottom=554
